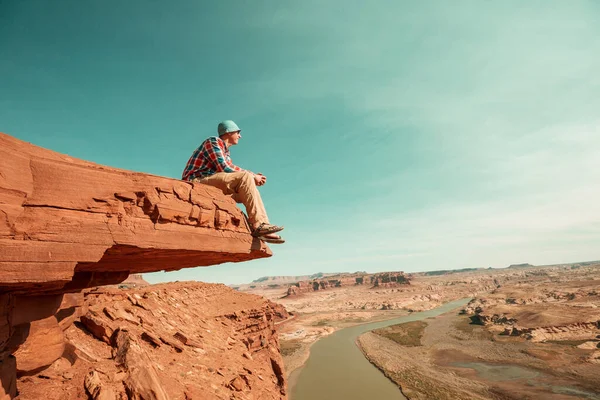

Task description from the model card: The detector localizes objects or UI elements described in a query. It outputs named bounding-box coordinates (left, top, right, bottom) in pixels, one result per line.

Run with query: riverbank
left=268, top=272, right=500, bottom=383
left=357, top=307, right=600, bottom=399
left=290, top=299, right=471, bottom=400
left=281, top=309, right=409, bottom=382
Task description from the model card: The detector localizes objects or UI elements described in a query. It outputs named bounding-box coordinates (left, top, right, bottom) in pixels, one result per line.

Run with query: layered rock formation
left=463, top=264, right=600, bottom=343
left=16, top=283, right=289, bottom=400
left=355, top=264, right=600, bottom=399
left=0, top=133, right=274, bottom=399
left=0, top=132, right=270, bottom=295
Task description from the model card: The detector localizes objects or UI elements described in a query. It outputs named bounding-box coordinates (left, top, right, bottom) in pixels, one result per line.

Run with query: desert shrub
left=280, top=340, right=302, bottom=356
left=373, top=321, right=427, bottom=346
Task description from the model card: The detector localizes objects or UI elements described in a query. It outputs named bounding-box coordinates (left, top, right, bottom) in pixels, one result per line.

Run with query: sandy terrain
left=357, top=263, right=600, bottom=399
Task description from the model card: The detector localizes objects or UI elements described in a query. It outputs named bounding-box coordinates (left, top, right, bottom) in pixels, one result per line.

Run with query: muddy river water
left=290, top=298, right=471, bottom=400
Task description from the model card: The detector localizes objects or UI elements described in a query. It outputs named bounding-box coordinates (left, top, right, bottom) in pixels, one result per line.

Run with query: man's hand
left=254, top=173, right=267, bottom=187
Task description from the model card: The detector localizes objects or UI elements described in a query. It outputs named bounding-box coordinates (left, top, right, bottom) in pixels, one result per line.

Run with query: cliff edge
left=0, top=132, right=280, bottom=399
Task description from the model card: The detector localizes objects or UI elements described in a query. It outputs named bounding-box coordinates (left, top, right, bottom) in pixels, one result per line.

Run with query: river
left=290, top=298, right=471, bottom=400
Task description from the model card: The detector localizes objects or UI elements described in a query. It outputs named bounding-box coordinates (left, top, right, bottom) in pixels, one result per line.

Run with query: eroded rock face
left=462, top=267, right=600, bottom=343
left=0, top=356, right=16, bottom=399
left=15, top=282, right=289, bottom=400
left=502, top=322, right=600, bottom=342
left=0, top=132, right=274, bottom=398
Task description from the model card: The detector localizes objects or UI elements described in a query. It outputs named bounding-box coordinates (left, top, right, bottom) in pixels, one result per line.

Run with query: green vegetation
left=280, top=340, right=302, bottom=357
left=507, top=263, right=535, bottom=269
left=391, top=369, right=470, bottom=400
left=268, top=284, right=280, bottom=288
left=341, top=317, right=365, bottom=324
left=373, top=321, right=427, bottom=346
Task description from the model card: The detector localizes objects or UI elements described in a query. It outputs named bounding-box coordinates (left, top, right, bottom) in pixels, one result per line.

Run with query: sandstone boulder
left=13, top=316, right=65, bottom=375
left=84, top=370, right=117, bottom=400
left=113, top=328, right=169, bottom=400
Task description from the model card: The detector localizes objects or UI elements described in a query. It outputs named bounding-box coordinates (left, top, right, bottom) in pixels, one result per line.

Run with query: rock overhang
left=0, top=132, right=271, bottom=295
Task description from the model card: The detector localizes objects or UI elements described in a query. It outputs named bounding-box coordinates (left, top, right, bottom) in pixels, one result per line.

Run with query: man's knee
left=238, top=170, right=255, bottom=185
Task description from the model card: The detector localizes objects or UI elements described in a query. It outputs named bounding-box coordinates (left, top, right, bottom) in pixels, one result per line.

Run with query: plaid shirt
left=181, top=136, right=243, bottom=181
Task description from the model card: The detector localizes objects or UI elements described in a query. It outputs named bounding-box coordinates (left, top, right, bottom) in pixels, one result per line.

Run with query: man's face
left=228, top=130, right=242, bottom=145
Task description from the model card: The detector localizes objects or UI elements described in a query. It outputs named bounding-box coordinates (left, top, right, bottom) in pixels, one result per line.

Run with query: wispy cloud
left=251, top=2, right=600, bottom=274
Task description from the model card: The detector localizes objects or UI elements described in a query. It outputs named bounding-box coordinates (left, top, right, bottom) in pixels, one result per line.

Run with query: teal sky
left=2, top=1, right=599, bottom=285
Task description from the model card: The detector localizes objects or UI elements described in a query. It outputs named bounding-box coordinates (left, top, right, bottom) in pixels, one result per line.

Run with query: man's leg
left=196, top=171, right=269, bottom=229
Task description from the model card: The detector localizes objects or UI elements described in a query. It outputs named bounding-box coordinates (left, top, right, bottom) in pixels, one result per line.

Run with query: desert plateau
left=238, top=261, right=600, bottom=399
left=6, top=260, right=600, bottom=399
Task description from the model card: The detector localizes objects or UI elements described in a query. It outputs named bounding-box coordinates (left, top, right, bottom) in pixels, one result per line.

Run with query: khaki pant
left=193, top=171, right=269, bottom=228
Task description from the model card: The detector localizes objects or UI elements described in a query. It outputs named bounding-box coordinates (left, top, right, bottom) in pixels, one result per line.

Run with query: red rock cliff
left=0, top=133, right=281, bottom=399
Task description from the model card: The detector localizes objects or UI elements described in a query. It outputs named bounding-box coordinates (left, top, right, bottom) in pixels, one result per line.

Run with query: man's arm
left=207, top=138, right=266, bottom=186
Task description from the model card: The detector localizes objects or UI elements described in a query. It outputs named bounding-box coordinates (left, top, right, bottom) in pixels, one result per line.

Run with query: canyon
left=244, top=268, right=501, bottom=381
left=2, top=131, right=598, bottom=399
left=242, top=262, right=600, bottom=399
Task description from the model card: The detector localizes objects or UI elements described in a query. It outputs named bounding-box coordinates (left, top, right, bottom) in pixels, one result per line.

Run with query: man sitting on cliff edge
left=182, top=120, right=284, bottom=244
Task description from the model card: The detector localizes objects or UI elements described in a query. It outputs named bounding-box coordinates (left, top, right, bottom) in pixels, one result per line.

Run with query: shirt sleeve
left=207, top=137, right=243, bottom=173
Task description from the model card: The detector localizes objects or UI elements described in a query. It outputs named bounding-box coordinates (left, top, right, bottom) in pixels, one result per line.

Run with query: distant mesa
left=285, top=271, right=410, bottom=297
left=251, top=272, right=338, bottom=285
left=507, top=263, right=535, bottom=269
left=418, top=267, right=482, bottom=276
left=114, top=273, right=150, bottom=289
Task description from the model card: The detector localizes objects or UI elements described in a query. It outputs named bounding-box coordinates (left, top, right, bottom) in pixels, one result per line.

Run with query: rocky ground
left=357, top=263, right=600, bottom=399
left=14, top=282, right=289, bottom=400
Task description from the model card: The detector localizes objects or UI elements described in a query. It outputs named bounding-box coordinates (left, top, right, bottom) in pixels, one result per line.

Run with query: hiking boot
left=252, top=223, right=284, bottom=237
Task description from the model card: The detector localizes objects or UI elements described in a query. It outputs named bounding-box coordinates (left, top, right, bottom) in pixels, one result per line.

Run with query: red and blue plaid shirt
left=181, top=136, right=243, bottom=181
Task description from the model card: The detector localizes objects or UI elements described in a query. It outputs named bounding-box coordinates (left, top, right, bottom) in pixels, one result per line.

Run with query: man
left=182, top=120, right=284, bottom=244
